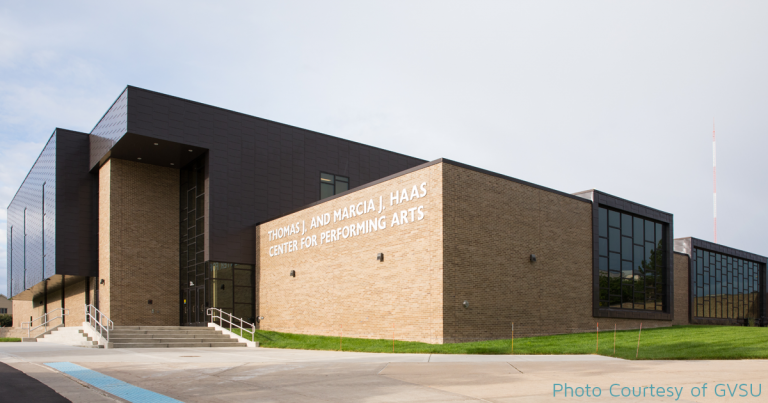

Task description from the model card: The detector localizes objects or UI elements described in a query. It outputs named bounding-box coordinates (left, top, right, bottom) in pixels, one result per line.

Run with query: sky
left=2, top=1, right=767, bottom=295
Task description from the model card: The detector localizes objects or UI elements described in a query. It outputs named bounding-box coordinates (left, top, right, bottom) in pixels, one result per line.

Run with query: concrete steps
left=109, top=326, right=247, bottom=348
left=38, top=327, right=101, bottom=348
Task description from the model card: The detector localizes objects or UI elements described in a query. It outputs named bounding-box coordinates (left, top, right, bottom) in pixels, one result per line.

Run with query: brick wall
left=442, top=164, right=674, bottom=341
left=672, top=253, right=690, bottom=325
left=98, top=160, right=112, bottom=319
left=257, top=164, right=444, bottom=343
left=64, top=279, right=86, bottom=327
left=255, top=160, right=677, bottom=344
left=45, top=289, right=63, bottom=327
left=99, top=159, right=179, bottom=326
left=9, top=279, right=90, bottom=329
left=12, top=300, right=37, bottom=327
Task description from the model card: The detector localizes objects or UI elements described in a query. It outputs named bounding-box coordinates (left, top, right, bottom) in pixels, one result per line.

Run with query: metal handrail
left=85, top=304, right=114, bottom=342
left=21, top=308, right=70, bottom=338
left=207, top=307, right=256, bottom=342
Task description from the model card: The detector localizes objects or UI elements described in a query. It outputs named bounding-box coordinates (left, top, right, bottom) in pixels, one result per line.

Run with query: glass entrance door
left=185, top=286, right=206, bottom=326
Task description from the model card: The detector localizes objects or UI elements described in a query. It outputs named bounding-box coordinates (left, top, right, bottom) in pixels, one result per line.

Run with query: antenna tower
left=713, top=120, right=717, bottom=243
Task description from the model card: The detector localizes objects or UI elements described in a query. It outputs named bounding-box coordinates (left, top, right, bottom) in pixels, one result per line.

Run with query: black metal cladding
left=90, top=86, right=425, bottom=265
left=89, top=89, right=128, bottom=169
left=6, top=129, right=96, bottom=298
left=7, top=133, right=56, bottom=297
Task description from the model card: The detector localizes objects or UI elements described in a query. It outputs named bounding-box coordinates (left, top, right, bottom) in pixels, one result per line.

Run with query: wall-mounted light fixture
left=463, top=301, right=469, bottom=309
left=530, top=254, right=537, bottom=263
left=189, top=281, right=194, bottom=286
left=170, top=163, right=175, bottom=166
left=220, top=284, right=226, bottom=290
left=100, top=279, right=105, bottom=285
left=290, top=270, right=296, bottom=277
left=257, top=316, right=264, bottom=323
left=377, top=253, right=384, bottom=262
left=137, top=157, right=142, bottom=160
left=154, top=143, right=159, bottom=146
left=148, top=300, right=153, bottom=305
left=188, top=149, right=193, bottom=152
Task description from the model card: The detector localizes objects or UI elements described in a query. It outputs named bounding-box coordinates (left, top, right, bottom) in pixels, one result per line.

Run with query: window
left=320, top=173, right=349, bottom=200
left=598, top=207, right=666, bottom=311
left=208, top=262, right=255, bottom=323
left=0, top=308, right=6, bottom=314
left=180, top=158, right=205, bottom=292
left=692, top=248, right=762, bottom=320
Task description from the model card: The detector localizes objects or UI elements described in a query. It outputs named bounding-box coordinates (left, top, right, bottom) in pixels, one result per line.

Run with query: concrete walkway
left=1, top=343, right=765, bottom=402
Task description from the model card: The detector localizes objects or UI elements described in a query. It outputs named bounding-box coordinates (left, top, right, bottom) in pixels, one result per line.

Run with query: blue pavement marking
left=46, top=362, right=183, bottom=403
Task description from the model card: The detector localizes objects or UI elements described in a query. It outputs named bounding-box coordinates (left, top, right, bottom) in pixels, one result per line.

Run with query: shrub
left=0, top=314, right=11, bottom=327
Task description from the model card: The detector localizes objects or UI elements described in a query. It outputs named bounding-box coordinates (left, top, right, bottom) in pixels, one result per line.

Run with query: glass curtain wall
left=180, top=157, right=205, bottom=325
left=692, top=248, right=762, bottom=320
left=598, top=207, right=666, bottom=311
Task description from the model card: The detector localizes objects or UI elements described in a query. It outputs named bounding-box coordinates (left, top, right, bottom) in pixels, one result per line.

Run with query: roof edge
left=125, top=85, right=428, bottom=164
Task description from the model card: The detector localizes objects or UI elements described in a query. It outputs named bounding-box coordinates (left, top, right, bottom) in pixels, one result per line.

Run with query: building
left=0, top=295, right=11, bottom=315
left=6, top=86, right=766, bottom=342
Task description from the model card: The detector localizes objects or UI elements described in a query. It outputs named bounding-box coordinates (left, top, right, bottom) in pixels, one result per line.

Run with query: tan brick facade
left=672, top=253, right=690, bottom=325
left=99, top=159, right=179, bottom=326
left=442, top=164, right=596, bottom=340
left=11, top=278, right=87, bottom=329
left=256, top=162, right=679, bottom=344
left=257, top=164, right=444, bottom=343
left=12, top=300, right=37, bottom=327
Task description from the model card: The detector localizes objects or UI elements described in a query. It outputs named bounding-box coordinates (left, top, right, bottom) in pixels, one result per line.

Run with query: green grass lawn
left=0, top=338, right=21, bottom=342
left=230, top=325, right=768, bottom=360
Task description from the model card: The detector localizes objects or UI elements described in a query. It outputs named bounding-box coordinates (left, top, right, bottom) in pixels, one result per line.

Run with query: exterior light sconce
left=220, top=284, right=226, bottom=290
left=188, top=149, right=193, bottom=152
left=148, top=300, right=153, bottom=305
left=290, top=270, right=296, bottom=277
left=100, top=279, right=105, bottom=285
left=137, top=157, right=142, bottom=160
left=189, top=281, right=194, bottom=286
left=154, top=143, right=159, bottom=146
left=463, top=301, right=469, bottom=309
left=530, top=254, right=537, bottom=263
left=377, top=253, right=384, bottom=262
left=257, top=316, right=264, bottom=323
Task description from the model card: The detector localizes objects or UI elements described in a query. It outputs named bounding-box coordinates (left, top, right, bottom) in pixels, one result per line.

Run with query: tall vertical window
left=320, top=173, right=349, bottom=200
left=180, top=158, right=205, bottom=291
left=598, top=207, right=666, bottom=311
left=693, top=248, right=762, bottom=320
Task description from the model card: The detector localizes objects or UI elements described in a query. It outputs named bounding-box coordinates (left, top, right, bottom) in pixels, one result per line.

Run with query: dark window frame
left=591, top=190, right=674, bottom=321
left=207, top=261, right=256, bottom=324
left=684, top=237, right=767, bottom=326
left=319, top=172, right=349, bottom=200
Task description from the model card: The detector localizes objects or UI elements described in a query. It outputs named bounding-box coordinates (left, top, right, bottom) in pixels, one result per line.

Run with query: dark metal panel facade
left=591, top=190, right=674, bottom=321
left=123, top=86, right=426, bottom=265
left=89, top=89, right=128, bottom=169
left=7, top=132, right=56, bottom=297
left=55, top=129, right=98, bottom=278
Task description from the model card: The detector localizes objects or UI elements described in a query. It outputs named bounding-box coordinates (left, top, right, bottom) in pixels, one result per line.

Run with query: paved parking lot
left=1, top=343, right=765, bottom=402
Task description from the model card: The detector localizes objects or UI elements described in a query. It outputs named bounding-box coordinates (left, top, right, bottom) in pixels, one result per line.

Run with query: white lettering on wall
left=266, top=182, right=428, bottom=257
